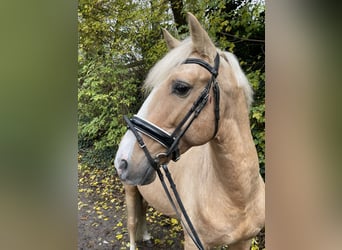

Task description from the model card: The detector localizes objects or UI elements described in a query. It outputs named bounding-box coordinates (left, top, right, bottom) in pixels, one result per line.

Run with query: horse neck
left=208, top=90, right=260, bottom=206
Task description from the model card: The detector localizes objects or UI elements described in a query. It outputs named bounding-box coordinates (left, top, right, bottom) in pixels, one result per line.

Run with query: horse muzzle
left=115, top=156, right=156, bottom=185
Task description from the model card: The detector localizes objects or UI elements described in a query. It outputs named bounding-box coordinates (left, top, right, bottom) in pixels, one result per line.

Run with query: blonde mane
left=221, top=51, right=254, bottom=108
left=144, top=38, right=253, bottom=108
left=144, top=38, right=193, bottom=92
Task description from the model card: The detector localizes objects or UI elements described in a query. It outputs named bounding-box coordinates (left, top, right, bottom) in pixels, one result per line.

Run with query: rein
left=124, top=53, right=220, bottom=250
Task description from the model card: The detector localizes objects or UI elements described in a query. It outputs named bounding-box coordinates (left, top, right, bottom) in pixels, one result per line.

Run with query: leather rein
left=124, top=53, right=220, bottom=250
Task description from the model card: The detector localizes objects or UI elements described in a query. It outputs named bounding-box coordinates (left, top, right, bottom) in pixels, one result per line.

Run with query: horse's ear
left=162, top=28, right=181, bottom=50
left=187, top=12, right=216, bottom=61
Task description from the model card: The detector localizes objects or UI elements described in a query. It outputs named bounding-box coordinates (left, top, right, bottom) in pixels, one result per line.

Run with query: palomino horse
left=115, top=13, right=265, bottom=250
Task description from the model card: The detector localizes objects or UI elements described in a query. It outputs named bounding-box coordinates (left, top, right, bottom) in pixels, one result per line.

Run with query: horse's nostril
left=119, top=159, right=128, bottom=170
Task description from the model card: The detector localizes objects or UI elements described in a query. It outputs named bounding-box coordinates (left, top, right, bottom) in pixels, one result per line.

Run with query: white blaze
left=114, top=88, right=157, bottom=166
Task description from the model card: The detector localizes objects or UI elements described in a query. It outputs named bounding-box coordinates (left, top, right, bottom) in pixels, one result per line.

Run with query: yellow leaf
left=170, top=218, right=178, bottom=225
left=116, top=234, right=123, bottom=240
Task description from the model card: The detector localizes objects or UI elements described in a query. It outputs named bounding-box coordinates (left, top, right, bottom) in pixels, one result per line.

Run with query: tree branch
left=219, top=32, right=265, bottom=43
left=169, top=0, right=186, bottom=30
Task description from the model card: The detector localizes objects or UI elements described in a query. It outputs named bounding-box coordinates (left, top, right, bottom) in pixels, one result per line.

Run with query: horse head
left=115, top=13, right=252, bottom=185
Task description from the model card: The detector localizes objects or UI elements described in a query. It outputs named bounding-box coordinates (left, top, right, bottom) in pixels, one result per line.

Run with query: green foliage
left=248, top=70, right=265, bottom=179
left=78, top=0, right=171, bottom=167
left=78, top=54, right=138, bottom=167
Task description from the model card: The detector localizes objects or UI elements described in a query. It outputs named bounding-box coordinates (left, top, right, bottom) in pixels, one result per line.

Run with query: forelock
left=143, top=38, right=193, bottom=93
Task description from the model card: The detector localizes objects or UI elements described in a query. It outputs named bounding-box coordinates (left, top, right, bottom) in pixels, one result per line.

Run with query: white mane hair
left=144, top=38, right=193, bottom=92
left=144, top=38, right=253, bottom=108
left=220, top=51, right=254, bottom=108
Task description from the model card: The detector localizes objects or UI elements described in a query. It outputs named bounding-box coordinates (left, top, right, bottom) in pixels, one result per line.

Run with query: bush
left=78, top=54, right=139, bottom=168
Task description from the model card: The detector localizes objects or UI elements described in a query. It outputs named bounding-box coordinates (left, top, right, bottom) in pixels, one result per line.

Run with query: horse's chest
left=195, top=201, right=262, bottom=246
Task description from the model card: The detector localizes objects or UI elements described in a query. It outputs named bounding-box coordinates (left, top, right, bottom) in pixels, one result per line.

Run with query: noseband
left=123, top=53, right=220, bottom=250
left=124, top=53, right=220, bottom=164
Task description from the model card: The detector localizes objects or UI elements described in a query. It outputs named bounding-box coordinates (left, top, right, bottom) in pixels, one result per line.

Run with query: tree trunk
left=169, top=0, right=186, bottom=30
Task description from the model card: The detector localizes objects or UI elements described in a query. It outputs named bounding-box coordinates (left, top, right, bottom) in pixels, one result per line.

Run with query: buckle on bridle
left=172, top=147, right=180, bottom=162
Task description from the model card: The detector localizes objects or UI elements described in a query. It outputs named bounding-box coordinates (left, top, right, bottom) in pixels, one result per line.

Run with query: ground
left=78, top=164, right=265, bottom=250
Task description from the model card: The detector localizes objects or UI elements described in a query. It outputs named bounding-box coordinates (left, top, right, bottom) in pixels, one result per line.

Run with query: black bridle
left=126, top=53, right=220, bottom=163
left=124, top=53, right=220, bottom=250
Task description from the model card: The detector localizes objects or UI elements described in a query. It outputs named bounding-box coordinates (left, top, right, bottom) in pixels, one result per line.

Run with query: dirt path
left=78, top=164, right=264, bottom=249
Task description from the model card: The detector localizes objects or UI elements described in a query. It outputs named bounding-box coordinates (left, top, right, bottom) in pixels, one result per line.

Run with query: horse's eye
left=172, top=81, right=192, bottom=97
